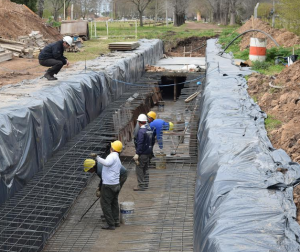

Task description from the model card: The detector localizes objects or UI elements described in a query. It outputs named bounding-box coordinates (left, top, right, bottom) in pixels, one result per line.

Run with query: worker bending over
left=133, top=114, right=154, bottom=191
left=38, top=36, right=72, bottom=80
left=84, top=156, right=127, bottom=198
left=95, top=140, right=123, bottom=230
left=147, top=111, right=174, bottom=151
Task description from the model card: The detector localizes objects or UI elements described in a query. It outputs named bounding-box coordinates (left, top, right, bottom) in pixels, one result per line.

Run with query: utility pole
left=254, top=3, right=259, bottom=19
left=272, top=0, right=275, bottom=28
left=71, top=4, right=73, bottom=20
left=64, top=0, right=65, bottom=20
left=155, top=0, right=158, bottom=23
left=165, top=0, right=167, bottom=26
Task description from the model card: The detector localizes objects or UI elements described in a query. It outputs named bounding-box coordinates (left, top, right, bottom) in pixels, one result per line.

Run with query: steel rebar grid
left=0, top=84, right=154, bottom=252
left=0, top=71, right=202, bottom=252
left=117, top=158, right=196, bottom=252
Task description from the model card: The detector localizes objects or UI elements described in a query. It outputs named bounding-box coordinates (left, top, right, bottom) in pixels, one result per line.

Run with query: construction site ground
left=43, top=88, right=199, bottom=252
left=238, top=19, right=300, bottom=224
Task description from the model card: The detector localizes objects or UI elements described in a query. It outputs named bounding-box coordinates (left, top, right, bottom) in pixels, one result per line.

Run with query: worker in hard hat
left=38, top=36, right=73, bottom=80
left=148, top=111, right=174, bottom=151
left=133, top=114, right=154, bottom=191
left=85, top=140, right=123, bottom=230
left=84, top=156, right=127, bottom=198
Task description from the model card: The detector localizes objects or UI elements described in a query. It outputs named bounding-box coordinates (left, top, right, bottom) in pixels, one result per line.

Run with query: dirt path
left=185, top=21, right=222, bottom=31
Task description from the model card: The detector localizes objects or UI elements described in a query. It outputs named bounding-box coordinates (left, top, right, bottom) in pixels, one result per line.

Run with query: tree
left=145, top=0, right=166, bottom=22
left=278, top=0, right=300, bottom=35
left=229, top=0, right=237, bottom=25
left=37, top=0, right=45, bottom=17
left=128, top=0, right=154, bottom=26
left=11, top=0, right=37, bottom=12
left=170, top=0, right=189, bottom=26
left=49, top=0, right=71, bottom=21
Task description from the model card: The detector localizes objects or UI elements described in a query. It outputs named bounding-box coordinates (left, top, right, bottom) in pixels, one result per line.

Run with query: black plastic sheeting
left=0, top=39, right=163, bottom=205
left=194, top=39, right=300, bottom=251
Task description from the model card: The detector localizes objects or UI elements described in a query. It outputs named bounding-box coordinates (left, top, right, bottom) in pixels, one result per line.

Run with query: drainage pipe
left=219, top=29, right=280, bottom=55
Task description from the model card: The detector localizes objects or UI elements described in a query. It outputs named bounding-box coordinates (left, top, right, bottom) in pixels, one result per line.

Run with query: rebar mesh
left=0, top=72, right=202, bottom=252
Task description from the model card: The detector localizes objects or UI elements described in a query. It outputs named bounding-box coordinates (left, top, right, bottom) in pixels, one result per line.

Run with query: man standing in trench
left=38, top=36, right=72, bottom=80
left=133, top=114, right=153, bottom=191
left=95, top=140, right=123, bottom=230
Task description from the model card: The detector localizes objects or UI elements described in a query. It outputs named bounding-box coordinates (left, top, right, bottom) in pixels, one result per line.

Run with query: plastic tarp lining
left=0, top=39, right=163, bottom=205
left=194, top=39, right=300, bottom=252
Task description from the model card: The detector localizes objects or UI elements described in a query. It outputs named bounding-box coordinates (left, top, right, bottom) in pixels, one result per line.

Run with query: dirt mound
left=238, top=19, right=300, bottom=50
left=247, top=62, right=300, bottom=162
left=166, top=36, right=216, bottom=57
left=0, top=0, right=61, bottom=42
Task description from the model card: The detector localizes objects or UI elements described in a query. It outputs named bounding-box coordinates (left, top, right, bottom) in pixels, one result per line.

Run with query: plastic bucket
left=158, top=101, right=165, bottom=112
left=249, top=38, right=267, bottom=62
left=120, top=201, right=134, bottom=224
left=155, top=153, right=166, bottom=169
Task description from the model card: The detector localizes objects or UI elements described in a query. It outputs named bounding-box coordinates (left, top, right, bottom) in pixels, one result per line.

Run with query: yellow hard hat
left=83, top=158, right=96, bottom=172
left=111, top=140, right=123, bottom=152
left=147, top=111, right=157, bottom=120
left=169, top=122, right=174, bottom=131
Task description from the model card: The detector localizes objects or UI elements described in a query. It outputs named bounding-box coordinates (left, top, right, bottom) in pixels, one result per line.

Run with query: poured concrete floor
left=43, top=84, right=200, bottom=252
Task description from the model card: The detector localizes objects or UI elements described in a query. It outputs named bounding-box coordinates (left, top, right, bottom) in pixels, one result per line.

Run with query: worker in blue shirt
left=147, top=111, right=174, bottom=150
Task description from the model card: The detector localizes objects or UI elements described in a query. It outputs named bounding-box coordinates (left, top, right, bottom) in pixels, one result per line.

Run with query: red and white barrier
left=249, top=38, right=267, bottom=62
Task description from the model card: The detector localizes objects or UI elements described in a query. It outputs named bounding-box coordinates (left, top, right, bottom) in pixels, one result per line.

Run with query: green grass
left=265, top=114, right=282, bottom=130
left=66, top=22, right=219, bottom=62
left=218, top=27, right=300, bottom=75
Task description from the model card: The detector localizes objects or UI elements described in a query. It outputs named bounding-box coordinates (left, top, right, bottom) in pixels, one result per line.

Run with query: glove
left=96, top=188, right=101, bottom=198
left=133, top=154, right=139, bottom=165
left=90, top=153, right=98, bottom=159
left=155, top=150, right=164, bottom=155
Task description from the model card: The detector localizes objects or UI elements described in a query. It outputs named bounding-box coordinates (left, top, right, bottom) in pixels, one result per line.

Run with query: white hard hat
left=137, top=114, right=147, bottom=122
left=63, top=36, right=73, bottom=46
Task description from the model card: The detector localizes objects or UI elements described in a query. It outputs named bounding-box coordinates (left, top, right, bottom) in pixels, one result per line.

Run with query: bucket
left=155, top=153, right=166, bottom=169
left=249, top=38, right=267, bottom=62
left=120, top=201, right=134, bottom=224
left=158, top=101, right=165, bottom=112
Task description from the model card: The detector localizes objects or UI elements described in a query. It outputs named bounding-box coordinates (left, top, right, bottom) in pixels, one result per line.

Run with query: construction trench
left=1, top=38, right=300, bottom=252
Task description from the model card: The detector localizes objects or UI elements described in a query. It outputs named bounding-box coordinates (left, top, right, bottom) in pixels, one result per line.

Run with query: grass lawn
left=66, top=22, right=218, bottom=63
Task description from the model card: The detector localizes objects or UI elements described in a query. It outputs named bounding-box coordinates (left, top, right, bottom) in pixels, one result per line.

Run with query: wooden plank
left=0, top=51, right=12, bottom=63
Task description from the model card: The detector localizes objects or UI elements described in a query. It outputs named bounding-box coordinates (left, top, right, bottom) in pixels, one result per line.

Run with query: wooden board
left=0, top=51, right=13, bottom=63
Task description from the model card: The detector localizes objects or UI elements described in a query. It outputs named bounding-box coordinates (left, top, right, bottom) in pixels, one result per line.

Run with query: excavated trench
left=1, top=36, right=300, bottom=252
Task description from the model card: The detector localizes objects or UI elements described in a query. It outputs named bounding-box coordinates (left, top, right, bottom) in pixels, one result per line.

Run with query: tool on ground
left=79, top=197, right=100, bottom=222
left=170, top=122, right=189, bottom=156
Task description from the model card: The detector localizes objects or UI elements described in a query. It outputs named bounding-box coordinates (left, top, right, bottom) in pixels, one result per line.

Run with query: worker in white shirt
left=95, top=140, right=123, bottom=230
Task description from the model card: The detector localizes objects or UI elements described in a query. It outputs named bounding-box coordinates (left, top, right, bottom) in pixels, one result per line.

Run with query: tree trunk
left=53, top=9, right=59, bottom=21
left=229, top=12, right=235, bottom=25
left=37, top=0, right=44, bottom=18
left=139, top=11, right=143, bottom=26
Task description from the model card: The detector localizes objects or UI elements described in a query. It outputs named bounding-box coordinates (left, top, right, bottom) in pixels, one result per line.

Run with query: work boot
left=101, top=224, right=115, bottom=230
left=44, top=72, right=57, bottom=81
left=133, top=187, right=145, bottom=191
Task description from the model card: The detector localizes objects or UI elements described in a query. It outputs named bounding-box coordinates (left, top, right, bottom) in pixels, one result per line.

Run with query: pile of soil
left=238, top=19, right=300, bottom=50
left=166, top=36, right=216, bottom=57
left=247, top=62, right=300, bottom=223
left=247, top=63, right=300, bottom=162
left=0, top=0, right=61, bottom=41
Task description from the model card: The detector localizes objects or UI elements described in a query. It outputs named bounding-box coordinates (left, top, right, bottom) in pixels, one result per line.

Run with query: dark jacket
left=38, top=40, right=67, bottom=64
left=135, top=125, right=153, bottom=155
